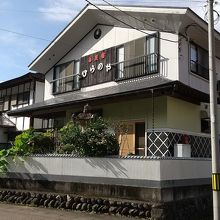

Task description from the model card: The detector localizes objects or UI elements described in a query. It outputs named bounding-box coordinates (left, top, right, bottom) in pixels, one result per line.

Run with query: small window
left=135, top=122, right=145, bottom=156
left=17, top=92, right=29, bottom=105
left=12, top=86, right=19, bottom=95
left=147, top=35, right=158, bottom=73
left=0, top=99, right=3, bottom=112
left=0, top=103, right=3, bottom=112
left=116, top=46, right=125, bottom=79
left=3, top=97, right=9, bottom=111
left=53, top=61, right=81, bottom=94
left=18, top=84, right=24, bottom=93
left=190, top=43, right=209, bottom=79
left=6, top=88, right=11, bottom=96
left=190, top=44, right=197, bottom=73
left=2, top=89, right=6, bottom=97
left=53, top=61, right=74, bottom=94
left=10, top=95, right=17, bottom=107
left=73, top=60, right=80, bottom=90
left=24, top=82, right=31, bottom=92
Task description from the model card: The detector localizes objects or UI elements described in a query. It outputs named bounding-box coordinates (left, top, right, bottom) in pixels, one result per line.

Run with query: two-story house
left=8, top=5, right=220, bottom=157
left=0, top=72, right=44, bottom=148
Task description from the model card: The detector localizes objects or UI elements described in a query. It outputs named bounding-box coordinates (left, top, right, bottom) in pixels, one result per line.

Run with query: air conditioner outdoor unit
left=200, top=102, right=210, bottom=118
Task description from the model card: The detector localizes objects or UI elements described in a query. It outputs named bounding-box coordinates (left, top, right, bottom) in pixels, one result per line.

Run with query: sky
left=0, top=0, right=219, bottom=81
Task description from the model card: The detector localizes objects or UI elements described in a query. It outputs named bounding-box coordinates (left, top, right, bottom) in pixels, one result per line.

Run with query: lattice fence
left=147, top=131, right=211, bottom=158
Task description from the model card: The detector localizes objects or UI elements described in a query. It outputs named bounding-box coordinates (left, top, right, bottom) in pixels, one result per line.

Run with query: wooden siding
left=80, top=47, right=116, bottom=87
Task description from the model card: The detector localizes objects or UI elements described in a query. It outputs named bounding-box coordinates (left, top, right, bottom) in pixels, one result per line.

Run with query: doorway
left=135, top=122, right=145, bottom=156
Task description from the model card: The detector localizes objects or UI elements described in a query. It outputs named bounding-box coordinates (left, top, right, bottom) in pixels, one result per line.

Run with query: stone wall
left=0, top=155, right=213, bottom=219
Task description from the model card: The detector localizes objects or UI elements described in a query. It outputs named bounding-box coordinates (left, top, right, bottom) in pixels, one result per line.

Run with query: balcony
left=50, top=53, right=168, bottom=95
left=114, top=53, right=168, bottom=81
left=51, top=75, right=80, bottom=95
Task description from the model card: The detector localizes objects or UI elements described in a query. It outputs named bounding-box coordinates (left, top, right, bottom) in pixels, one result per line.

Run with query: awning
left=7, top=76, right=209, bottom=118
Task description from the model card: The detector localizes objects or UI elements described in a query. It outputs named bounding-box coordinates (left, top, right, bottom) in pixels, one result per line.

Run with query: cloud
left=39, top=0, right=86, bottom=22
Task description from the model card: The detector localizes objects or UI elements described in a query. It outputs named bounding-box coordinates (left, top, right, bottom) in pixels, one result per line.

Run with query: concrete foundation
left=0, top=156, right=213, bottom=219
left=0, top=177, right=213, bottom=220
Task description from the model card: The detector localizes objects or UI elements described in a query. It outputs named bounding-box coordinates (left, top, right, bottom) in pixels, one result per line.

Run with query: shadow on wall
left=85, top=157, right=128, bottom=177
left=7, top=157, right=48, bottom=180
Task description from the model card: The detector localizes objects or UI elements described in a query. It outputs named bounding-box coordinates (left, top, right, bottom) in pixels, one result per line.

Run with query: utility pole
left=208, top=0, right=220, bottom=219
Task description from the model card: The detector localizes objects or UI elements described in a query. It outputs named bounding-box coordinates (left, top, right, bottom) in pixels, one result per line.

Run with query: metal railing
left=50, top=74, right=80, bottom=95
left=114, top=53, right=168, bottom=81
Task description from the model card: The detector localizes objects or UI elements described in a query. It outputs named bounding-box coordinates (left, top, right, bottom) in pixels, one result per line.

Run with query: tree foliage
left=0, top=129, right=54, bottom=173
left=59, top=117, right=119, bottom=156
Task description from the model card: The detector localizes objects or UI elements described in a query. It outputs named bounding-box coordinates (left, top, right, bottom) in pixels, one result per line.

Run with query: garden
left=0, top=117, right=120, bottom=173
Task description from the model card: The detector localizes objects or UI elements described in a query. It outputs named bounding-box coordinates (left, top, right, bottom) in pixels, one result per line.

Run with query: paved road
left=0, top=203, right=131, bottom=220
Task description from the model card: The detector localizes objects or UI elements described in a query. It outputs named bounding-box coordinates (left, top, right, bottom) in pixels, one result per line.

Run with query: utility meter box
left=174, top=144, right=191, bottom=158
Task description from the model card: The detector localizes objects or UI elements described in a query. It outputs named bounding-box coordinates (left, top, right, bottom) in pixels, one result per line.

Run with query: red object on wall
left=88, top=56, right=93, bottom=63
left=94, top=54, right=99, bottom=61
left=101, top=51, right=106, bottom=59
left=182, top=134, right=189, bottom=144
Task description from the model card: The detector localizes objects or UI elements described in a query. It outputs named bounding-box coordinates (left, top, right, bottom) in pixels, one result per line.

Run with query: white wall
left=7, top=157, right=211, bottom=184
left=35, top=81, right=44, bottom=103
left=44, top=25, right=179, bottom=100
left=179, top=36, right=220, bottom=94
left=44, top=69, right=53, bottom=100
left=160, top=32, right=179, bottom=80
left=159, top=159, right=211, bottom=180
left=59, top=25, right=149, bottom=64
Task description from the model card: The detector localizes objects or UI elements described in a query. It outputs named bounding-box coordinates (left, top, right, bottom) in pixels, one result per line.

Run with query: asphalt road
left=0, top=203, right=131, bottom=220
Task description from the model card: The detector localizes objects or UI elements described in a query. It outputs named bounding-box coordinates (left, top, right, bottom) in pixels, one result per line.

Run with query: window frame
left=190, top=42, right=209, bottom=80
left=115, top=32, right=160, bottom=81
left=53, top=60, right=80, bottom=94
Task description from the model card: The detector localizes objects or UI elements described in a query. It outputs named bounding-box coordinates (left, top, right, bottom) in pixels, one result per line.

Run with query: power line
left=0, top=9, right=74, bottom=15
left=101, top=0, right=163, bottom=32
left=0, top=28, right=50, bottom=42
left=85, top=0, right=179, bottom=43
left=93, top=0, right=208, bottom=3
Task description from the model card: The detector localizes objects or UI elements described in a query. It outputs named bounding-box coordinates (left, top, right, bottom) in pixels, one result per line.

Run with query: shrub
left=10, top=129, right=54, bottom=155
left=59, top=117, right=119, bottom=156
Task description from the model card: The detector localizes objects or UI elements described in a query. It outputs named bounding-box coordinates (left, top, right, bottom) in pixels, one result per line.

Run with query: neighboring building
left=0, top=72, right=44, bottom=147
left=8, top=5, right=220, bottom=157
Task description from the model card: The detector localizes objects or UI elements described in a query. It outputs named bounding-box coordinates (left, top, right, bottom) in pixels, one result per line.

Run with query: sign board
left=80, top=47, right=116, bottom=88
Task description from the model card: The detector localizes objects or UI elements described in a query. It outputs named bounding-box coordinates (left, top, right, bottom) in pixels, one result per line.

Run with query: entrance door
left=118, top=122, right=135, bottom=156
left=135, top=122, right=145, bottom=156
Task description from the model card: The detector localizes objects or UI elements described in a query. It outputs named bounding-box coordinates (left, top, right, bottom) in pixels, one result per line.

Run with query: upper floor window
left=17, top=92, right=30, bottom=105
left=0, top=82, right=33, bottom=112
left=190, top=43, right=209, bottom=80
left=116, top=33, right=159, bottom=80
left=53, top=61, right=80, bottom=94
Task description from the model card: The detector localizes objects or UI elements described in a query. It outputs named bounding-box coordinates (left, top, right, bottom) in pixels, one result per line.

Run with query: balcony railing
left=51, top=74, right=80, bottom=94
left=190, top=60, right=209, bottom=80
left=114, top=53, right=167, bottom=81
